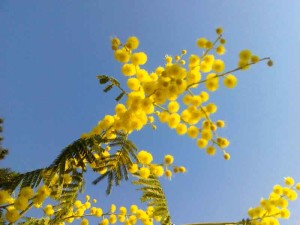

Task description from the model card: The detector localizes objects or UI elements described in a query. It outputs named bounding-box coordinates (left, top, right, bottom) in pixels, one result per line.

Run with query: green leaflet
left=133, top=175, right=172, bottom=225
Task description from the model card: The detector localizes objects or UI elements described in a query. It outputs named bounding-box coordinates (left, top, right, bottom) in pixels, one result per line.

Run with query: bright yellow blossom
left=224, top=74, right=237, bottom=88
left=137, top=150, right=153, bottom=164
left=139, top=167, right=150, bottom=179
left=131, top=52, right=147, bottom=65
left=164, top=155, right=174, bottom=165
left=122, top=63, right=136, bottom=76
left=196, top=38, right=207, bottom=48
left=5, top=207, right=20, bottom=223
left=125, top=36, right=139, bottom=50
left=114, top=48, right=130, bottom=63
left=0, top=190, right=10, bottom=204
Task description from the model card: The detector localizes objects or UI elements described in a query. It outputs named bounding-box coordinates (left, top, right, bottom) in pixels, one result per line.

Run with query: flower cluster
left=247, top=177, right=299, bottom=225
left=82, top=28, right=267, bottom=159
left=0, top=188, right=161, bottom=225
left=128, top=150, right=185, bottom=179
left=60, top=198, right=161, bottom=225
left=0, top=28, right=275, bottom=225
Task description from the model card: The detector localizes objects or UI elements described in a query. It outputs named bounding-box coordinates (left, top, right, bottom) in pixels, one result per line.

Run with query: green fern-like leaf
left=92, top=133, right=138, bottom=194
left=133, top=175, right=172, bottom=225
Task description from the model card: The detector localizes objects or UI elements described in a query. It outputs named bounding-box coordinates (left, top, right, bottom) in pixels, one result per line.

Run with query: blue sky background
left=1, top=1, right=300, bottom=224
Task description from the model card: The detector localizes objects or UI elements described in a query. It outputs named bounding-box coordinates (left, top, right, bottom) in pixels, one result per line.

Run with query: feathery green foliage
left=92, top=132, right=138, bottom=194
left=97, top=75, right=127, bottom=101
left=133, top=175, right=171, bottom=225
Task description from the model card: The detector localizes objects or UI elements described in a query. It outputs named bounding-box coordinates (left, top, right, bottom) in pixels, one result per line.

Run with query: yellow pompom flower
left=151, top=165, right=164, bottom=177
left=197, top=138, right=208, bottom=148
left=201, top=129, right=213, bottom=140
left=205, top=73, right=219, bottom=92
left=191, top=96, right=202, bottom=106
left=273, top=184, right=282, bottom=195
left=85, top=201, right=91, bottom=209
left=148, top=116, right=155, bottom=123
left=129, top=215, right=137, bottom=224
left=216, top=120, right=225, bottom=128
left=37, top=185, right=51, bottom=198
left=202, top=120, right=210, bottom=129
left=183, top=94, right=192, bottom=105
left=115, top=103, right=126, bottom=116
left=19, top=187, right=34, bottom=199
left=168, top=101, right=180, bottom=113
left=119, top=206, right=127, bottom=215
left=206, top=103, right=217, bottom=113
left=14, top=196, right=28, bottom=211
left=121, top=63, right=136, bottom=76
left=220, top=38, right=226, bottom=44
left=206, top=41, right=213, bottom=49
left=111, top=37, right=121, bottom=47
left=89, top=208, right=97, bottom=216
left=216, top=27, right=223, bottom=35
left=0, top=190, right=10, bottom=204
left=200, top=61, right=212, bottom=73
left=44, top=204, right=55, bottom=216
left=158, top=111, right=170, bottom=123
left=127, top=78, right=140, bottom=91
left=187, top=126, right=199, bottom=139
left=287, top=190, right=297, bottom=201
left=176, top=123, right=187, bottom=135
left=206, top=146, right=216, bottom=156
left=200, top=91, right=209, bottom=102
left=5, top=207, right=20, bottom=223
left=165, top=169, right=172, bottom=178
left=109, top=214, right=117, bottom=224
left=155, top=66, right=164, bottom=75
left=75, top=209, right=85, bottom=218
left=81, top=218, right=89, bottom=225
left=74, top=200, right=82, bottom=208
left=251, top=55, right=260, bottom=63
left=167, top=113, right=181, bottom=129
left=196, top=38, right=207, bottom=48
left=101, top=218, right=109, bottom=225
left=137, top=150, right=153, bottom=165
left=212, top=59, right=225, bottom=73
left=173, top=167, right=179, bottom=173
left=284, top=177, right=295, bottom=186
left=131, top=52, right=147, bottom=65
left=114, top=48, right=130, bottom=63
left=130, top=204, right=138, bottom=214
left=139, top=167, right=150, bottom=179
left=189, top=55, right=200, bottom=67
left=216, top=45, right=225, bottom=55
left=165, top=55, right=173, bottom=64
left=217, top=137, right=230, bottom=148
left=179, top=166, right=186, bottom=173
left=118, top=215, right=126, bottom=223
left=280, top=208, right=290, bottom=218
left=223, top=152, right=230, bottom=160
left=164, top=155, right=174, bottom=165
left=110, top=204, right=116, bottom=213
left=239, top=49, right=252, bottom=61
left=295, top=183, right=300, bottom=191
left=224, top=74, right=237, bottom=89
left=94, top=208, right=103, bottom=217
left=125, top=36, right=139, bottom=50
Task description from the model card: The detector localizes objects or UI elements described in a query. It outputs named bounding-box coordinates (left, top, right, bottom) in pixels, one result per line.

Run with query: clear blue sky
left=1, top=1, right=300, bottom=224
